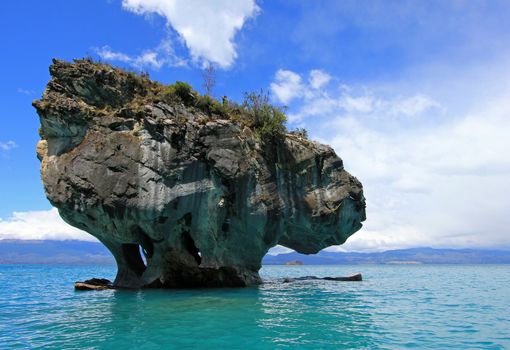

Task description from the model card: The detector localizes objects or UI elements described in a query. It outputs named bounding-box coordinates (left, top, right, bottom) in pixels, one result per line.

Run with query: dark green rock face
left=34, top=59, right=366, bottom=288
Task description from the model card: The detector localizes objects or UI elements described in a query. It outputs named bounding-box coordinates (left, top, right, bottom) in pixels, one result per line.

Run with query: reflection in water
left=44, top=278, right=376, bottom=349
left=102, top=288, right=269, bottom=348
left=92, top=279, right=377, bottom=349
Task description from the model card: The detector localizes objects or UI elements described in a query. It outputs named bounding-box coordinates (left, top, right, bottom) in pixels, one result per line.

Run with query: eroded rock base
left=75, top=273, right=362, bottom=291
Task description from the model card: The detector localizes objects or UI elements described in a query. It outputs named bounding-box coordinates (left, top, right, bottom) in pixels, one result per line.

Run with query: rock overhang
left=34, top=58, right=366, bottom=288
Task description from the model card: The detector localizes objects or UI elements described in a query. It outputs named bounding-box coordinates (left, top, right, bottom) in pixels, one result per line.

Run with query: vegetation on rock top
left=80, top=57, right=303, bottom=139
left=159, top=80, right=289, bottom=137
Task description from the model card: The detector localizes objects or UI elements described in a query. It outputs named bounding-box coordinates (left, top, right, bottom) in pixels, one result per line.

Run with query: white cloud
left=121, top=0, right=259, bottom=68
left=267, top=245, right=294, bottom=256
left=0, top=208, right=96, bottom=242
left=325, top=108, right=510, bottom=252
left=309, top=69, right=331, bottom=89
left=270, top=69, right=304, bottom=104
left=17, top=88, right=34, bottom=95
left=339, top=95, right=375, bottom=114
left=275, top=69, right=442, bottom=123
left=0, top=141, right=17, bottom=152
left=336, top=93, right=441, bottom=117
left=389, top=94, right=442, bottom=117
left=95, top=38, right=186, bottom=70
left=96, top=48, right=131, bottom=63
left=272, top=65, right=510, bottom=252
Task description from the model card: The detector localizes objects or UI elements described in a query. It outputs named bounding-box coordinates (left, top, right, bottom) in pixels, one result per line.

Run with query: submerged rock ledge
left=34, top=59, right=366, bottom=288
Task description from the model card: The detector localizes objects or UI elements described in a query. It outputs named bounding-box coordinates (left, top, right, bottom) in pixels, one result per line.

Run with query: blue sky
left=1, top=0, right=510, bottom=251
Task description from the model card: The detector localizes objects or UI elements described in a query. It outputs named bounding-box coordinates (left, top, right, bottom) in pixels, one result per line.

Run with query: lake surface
left=0, top=264, right=508, bottom=349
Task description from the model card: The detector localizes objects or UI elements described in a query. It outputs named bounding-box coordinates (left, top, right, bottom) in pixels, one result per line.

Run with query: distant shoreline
left=1, top=240, right=510, bottom=265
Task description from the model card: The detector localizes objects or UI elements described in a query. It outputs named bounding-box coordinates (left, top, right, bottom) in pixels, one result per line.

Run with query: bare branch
left=202, top=64, right=216, bottom=96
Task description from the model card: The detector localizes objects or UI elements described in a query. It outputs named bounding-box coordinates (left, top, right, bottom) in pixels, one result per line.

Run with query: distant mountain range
left=263, top=247, right=510, bottom=265
left=0, top=240, right=114, bottom=264
left=1, top=240, right=510, bottom=265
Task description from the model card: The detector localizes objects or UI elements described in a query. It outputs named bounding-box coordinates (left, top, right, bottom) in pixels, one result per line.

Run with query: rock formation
left=75, top=278, right=113, bottom=290
left=282, top=273, right=362, bottom=282
left=34, top=59, right=366, bottom=288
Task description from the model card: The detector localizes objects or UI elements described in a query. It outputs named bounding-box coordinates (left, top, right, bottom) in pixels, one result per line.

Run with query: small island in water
left=285, top=260, right=305, bottom=266
left=33, top=59, right=366, bottom=288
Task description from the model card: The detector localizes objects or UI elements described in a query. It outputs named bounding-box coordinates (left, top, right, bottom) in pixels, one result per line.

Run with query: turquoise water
left=0, top=265, right=509, bottom=349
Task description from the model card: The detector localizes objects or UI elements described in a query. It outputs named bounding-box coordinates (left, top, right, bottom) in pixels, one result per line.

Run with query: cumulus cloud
left=271, top=69, right=333, bottom=104
left=271, top=66, right=510, bottom=252
left=0, top=208, right=96, bottom=242
left=95, top=38, right=186, bottom=70
left=309, top=69, right=331, bottom=89
left=270, top=69, right=304, bottom=104
left=327, top=107, right=510, bottom=252
left=275, top=69, right=441, bottom=123
left=0, top=141, right=17, bottom=152
left=121, top=0, right=259, bottom=68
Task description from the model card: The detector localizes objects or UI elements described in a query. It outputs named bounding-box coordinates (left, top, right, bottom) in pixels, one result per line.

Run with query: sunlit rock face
left=34, top=59, right=366, bottom=288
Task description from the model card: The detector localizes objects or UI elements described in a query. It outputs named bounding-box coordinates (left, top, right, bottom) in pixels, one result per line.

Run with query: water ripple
left=0, top=264, right=509, bottom=349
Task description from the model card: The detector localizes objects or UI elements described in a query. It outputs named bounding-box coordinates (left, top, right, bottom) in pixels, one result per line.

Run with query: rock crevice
left=34, top=59, right=366, bottom=288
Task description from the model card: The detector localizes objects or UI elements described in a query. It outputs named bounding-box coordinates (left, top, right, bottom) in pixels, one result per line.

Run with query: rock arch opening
left=121, top=243, right=147, bottom=276
left=182, top=231, right=201, bottom=265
